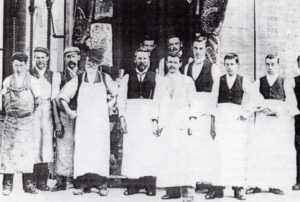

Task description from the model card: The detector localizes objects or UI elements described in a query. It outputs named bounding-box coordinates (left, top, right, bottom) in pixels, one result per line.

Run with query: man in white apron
left=0, top=52, right=40, bottom=195
left=247, top=54, right=298, bottom=195
left=58, top=49, right=116, bottom=196
left=51, top=47, right=83, bottom=192
left=214, top=53, right=255, bottom=200
left=152, top=53, right=197, bottom=200
left=30, top=47, right=60, bottom=191
left=118, top=48, right=160, bottom=196
left=184, top=36, right=222, bottom=198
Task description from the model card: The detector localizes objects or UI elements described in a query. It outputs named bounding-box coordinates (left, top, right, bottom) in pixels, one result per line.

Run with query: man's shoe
left=161, top=186, right=181, bottom=199
left=246, top=187, right=262, bottom=194
left=292, top=183, right=300, bottom=191
left=205, top=186, right=224, bottom=199
left=195, top=182, right=213, bottom=194
left=232, top=187, right=246, bottom=200
left=51, top=176, right=67, bottom=192
left=23, top=173, right=38, bottom=194
left=269, top=188, right=284, bottom=195
left=143, top=176, right=156, bottom=196
left=2, top=174, right=13, bottom=196
left=37, top=184, right=50, bottom=191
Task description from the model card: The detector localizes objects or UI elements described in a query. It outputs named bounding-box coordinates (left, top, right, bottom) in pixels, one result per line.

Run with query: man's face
left=85, top=58, right=99, bottom=74
left=265, top=58, right=279, bottom=75
left=142, top=40, right=156, bottom=52
left=135, top=51, right=150, bottom=72
left=34, top=52, right=49, bottom=70
left=13, top=60, right=27, bottom=75
left=65, top=53, right=80, bottom=70
left=224, top=58, right=238, bottom=76
left=167, top=37, right=182, bottom=54
left=193, top=41, right=206, bottom=60
left=166, top=56, right=182, bottom=74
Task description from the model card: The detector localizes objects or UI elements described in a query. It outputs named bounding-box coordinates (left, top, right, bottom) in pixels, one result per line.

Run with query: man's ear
left=180, top=42, right=183, bottom=48
left=46, top=56, right=50, bottom=61
left=77, top=55, right=81, bottom=61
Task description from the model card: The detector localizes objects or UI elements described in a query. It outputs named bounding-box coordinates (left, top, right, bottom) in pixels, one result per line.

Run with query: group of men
left=0, top=33, right=300, bottom=201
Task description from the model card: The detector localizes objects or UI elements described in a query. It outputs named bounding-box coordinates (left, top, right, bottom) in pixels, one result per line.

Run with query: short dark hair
left=193, top=35, right=207, bottom=44
left=142, top=34, right=155, bottom=43
left=297, top=55, right=300, bottom=64
left=265, top=54, right=279, bottom=64
left=11, top=52, right=28, bottom=63
left=166, top=52, right=182, bottom=63
left=224, top=53, right=239, bottom=64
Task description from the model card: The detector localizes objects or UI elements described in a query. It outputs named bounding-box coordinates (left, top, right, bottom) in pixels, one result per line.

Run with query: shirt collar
left=34, top=66, right=47, bottom=77
left=136, top=67, right=149, bottom=75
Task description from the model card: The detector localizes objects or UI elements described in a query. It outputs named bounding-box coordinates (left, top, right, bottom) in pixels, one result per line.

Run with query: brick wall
left=219, top=0, right=300, bottom=81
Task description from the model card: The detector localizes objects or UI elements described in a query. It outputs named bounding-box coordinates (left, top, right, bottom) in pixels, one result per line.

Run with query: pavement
left=0, top=175, right=300, bottom=202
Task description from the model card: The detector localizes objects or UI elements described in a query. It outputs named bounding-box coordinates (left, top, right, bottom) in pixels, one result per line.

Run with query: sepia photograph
left=0, top=0, right=300, bottom=201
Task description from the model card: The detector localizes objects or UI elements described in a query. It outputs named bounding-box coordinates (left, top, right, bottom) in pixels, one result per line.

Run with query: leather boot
left=2, top=174, right=13, bottom=196
left=97, top=177, right=109, bottom=196
left=50, top=175, right=67, bottom=192
left=161, top=186, right=181, bottom=199
left=22, top=173, right=38, bottom=194
left=123, top=178, right=142, bottom=195
left=205, top=186, right=225, bottom=199
left=142, top=176, right=156, bottom=196
left=34, top=163, right=50, bottom=191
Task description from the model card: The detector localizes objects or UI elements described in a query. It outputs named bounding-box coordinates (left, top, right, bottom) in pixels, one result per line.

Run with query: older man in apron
left=58, top=49, right=116, bottom=196
left=51, top=47, right=83, bottom=192
left=0, top=52, right=40, bottom=195
left=30, top=47, right=60, bottom=191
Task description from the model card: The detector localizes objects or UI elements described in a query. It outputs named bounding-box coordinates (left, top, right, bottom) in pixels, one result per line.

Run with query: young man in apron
left=214, top=53, right=254, bottom=200
left=51, top=47, right=83, bottom=192
left=58, top=49, right=116, bottom=196
left=118, top=48, right=160, bottom=196
left=30, top=47, right=60, bottom=191
left=0, top=52, right=40, bottom=195
left=247, top=54, right=298, bottom=195
left=184, top=36, right=222, bottom=198
left=152, top=53, right=197, bottom=200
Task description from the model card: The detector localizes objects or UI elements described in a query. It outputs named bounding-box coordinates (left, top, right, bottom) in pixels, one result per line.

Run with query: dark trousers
left=295, top=115, right=300, bottom=183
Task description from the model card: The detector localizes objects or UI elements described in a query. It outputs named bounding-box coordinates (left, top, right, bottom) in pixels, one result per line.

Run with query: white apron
left=247, top=100, right=296, bottom=190
left=34, top=76, right=54, bottom=163
left=155, top=90, right=192, bottom=187
left=215, top=103, right=247, bottom=186
left=188, top=92, right=221, bottom=184
left=73, top=77, right=110, bottom=178
left=122, top=99, right=161, bottom=177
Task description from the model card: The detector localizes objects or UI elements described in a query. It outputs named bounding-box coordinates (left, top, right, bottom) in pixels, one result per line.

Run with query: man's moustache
left=67, top=61, right=76, bottom=67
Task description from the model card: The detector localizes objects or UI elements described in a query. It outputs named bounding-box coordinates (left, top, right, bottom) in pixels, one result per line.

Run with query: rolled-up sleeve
left=58, top=77, right=78, bottom=103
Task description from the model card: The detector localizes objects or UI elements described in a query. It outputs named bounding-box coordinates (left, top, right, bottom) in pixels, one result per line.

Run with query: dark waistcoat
left=295, top=75, right=300, bottom=110
left=186, top=58, right=213, bottom=92
left=259, top=75, right=286, bottom=101
left=127, top=70, right=156, bottom=99
left=218, top=74, right=244, bottom=105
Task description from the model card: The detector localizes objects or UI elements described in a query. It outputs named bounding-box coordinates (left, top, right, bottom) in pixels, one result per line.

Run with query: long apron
left=73, top=78, right=110, bottom=178
left=188, top=92, right=221, bottom=184
left=0, top=76, right=37, bottom=173
left=247, top=100, right=296, bottom=190
left=55, top=111, right=75, bottom=177
left=34, top=77, right=54, bottom=163
left=215, top=103, right=247, bottom=186
left=122, top=99, right=161, bottom=177
left=155, top=94, right=192, bottom=187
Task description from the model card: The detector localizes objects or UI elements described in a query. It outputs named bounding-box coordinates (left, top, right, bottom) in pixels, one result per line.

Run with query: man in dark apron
left=51, top=47, right=83, bottom=192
